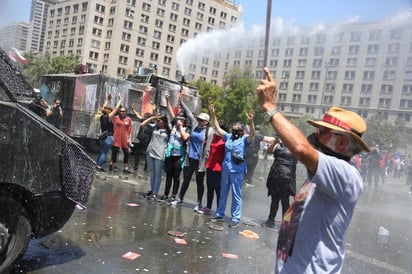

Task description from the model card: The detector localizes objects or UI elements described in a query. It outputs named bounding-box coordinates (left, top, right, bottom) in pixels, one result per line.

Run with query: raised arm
left=108, top=94, right=122, bottom=120
left=209, top=104, right=226, bottom=137
left=180, top=98, right=197, bottom=129
left=246, top=108, right=255, bottom=143
left=165, top=94, right=176, bottom=120
left=131, top=103, right=143, bottom=120
left=256, top=67, right=318, bottom=174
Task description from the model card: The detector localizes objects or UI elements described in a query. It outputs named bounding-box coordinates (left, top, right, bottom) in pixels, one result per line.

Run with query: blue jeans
left=146, top=155, right=164, bottom=194
left=97, top=136, right=113, bottom=167
left=216, top=170, right=244, bottom=222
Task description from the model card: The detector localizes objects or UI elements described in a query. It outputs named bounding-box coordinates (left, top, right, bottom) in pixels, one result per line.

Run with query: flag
left=8, top=47, right=29, bottom=65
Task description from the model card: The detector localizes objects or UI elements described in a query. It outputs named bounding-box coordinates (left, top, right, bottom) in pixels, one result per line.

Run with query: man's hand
left=209, top=104, right=216, bottom=116
left=246, top=108, right=254, bottom=121
left=256, top=67, right=277, bottom=112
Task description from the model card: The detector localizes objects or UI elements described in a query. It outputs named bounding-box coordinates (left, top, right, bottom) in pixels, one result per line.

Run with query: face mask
left=232, top=129, right=243, bottom=140
left=307, top=133, right=350, bottom=162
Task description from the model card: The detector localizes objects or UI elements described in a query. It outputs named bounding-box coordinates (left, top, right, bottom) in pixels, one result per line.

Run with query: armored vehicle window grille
left=61, top=137, right=96, bottom=206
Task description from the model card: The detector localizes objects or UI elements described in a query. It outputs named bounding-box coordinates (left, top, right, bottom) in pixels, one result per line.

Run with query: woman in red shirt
left=110, top=106, right=133, bottom=173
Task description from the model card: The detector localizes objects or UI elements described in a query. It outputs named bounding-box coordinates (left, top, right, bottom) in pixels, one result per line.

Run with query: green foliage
left=363, top=114, right=406, bottom=151
left=21, top=51, right=79, bottom=88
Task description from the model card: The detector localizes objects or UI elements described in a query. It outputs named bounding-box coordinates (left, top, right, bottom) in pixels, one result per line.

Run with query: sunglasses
left=119, top=110, right=126, bottom=113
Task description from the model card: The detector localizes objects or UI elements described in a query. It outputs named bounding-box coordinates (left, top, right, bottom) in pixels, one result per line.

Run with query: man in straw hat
left=256, top=67, right=370, bottom=273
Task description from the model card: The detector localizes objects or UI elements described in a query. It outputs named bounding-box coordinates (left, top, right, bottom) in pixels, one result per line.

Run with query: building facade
left=42, top=0, right=241, bottom=80
left=0, top=22, right=29, bottom=52
left=27, top=0, right=63, bottom=53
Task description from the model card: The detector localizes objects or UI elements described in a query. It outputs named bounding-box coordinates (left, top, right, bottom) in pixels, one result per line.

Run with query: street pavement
left=10, top=158, right=412, bottom=274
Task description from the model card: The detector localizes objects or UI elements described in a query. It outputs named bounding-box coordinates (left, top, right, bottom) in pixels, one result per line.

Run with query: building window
left=359, top=97, right=371, bottom=107
left=142, top=2, right=151, bottom=11
left=92, top=28, right=102, bottom=36
left=346, top=58, right=357, bottom=67
left=208, top=17, right=215, bottom=25
left=380, top=84, right=393, bottom=94
left=89, top=51, right=99, bottom=59
left=119, top=55, right=128, bottom=64
left=124, top=20, right=133, bottom=29
left=171, top=2, right=180, bottom=11
left=383, top=70, right=396, bottom=80
left=154, top=30, right=162, bottom=39
left=198, top=2, right=205, bottom=10
left=137, top=37, right=146, bottom=45
left=122, top=32, right=131, bottom=41
left=296, top=71, right=305, bottom=79
left=135, top=48, right=144, bottom=56
left=365, top=57, right=377, bottom=67
left=344, top=71, right=355, bottom=80
left=181, top=28, right=189, bottom=36
left=361, top=84, right=372, bottom=94
left=152, top=41, right=160, bottom=49
left=387, top=43, right=400, bottom=54
left=279, top=82, right=288, bottom=90
left=342, top=84, right=353, bottom=93
left=169, top=24, right=176, bottom=32
left=139, top=25, right=148, bottom=34
left=167, top=34, right=175, bottom=43
left=120, top=44, right=129, bottom=53
left=283, top=59, right=292, bottom=67
left=150, top=52, right=158, bottom=61
left=350, top=31, right=361, bottom=42
left=363, top=71, right=375, bottom=80
left=165, top=45, right=173, bottom=54
left=299, top=47, right=308, bottom=56
left=348, top=45, right=359, bottom=55
left=155, top=19, right=163, bottom=28
left=378, top=98, right=391, bottom=108
left=292, top=94, right=302, bottom=102
left=369, top=29, right=381, bottom=41
left=158, top=0, right=165, bottom=6
left=126, top=8, right=135, bottom=18
left=389, top=28, right=402, bottom=39
left=367, top=44, right=379, bottom=54
left=281, top=71, right=290, bottom=79
left=164, top=56, right=172, bottom=64
left=340, top=96, right=352, bottom=105
left=314, top=47, right=324, bottom=56
left=309, top=83, right=319, bottom=91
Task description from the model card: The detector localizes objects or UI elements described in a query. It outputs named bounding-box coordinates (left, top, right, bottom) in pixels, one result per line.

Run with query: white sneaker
left=171, top=198, right=183, bottom=206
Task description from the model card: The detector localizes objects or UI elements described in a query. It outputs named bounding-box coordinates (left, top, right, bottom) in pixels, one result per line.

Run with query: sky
left=0, top=0, right=411, bottom=29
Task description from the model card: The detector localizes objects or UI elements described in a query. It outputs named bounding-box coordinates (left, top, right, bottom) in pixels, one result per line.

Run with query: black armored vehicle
left=0, top=48, right=95, bottom=271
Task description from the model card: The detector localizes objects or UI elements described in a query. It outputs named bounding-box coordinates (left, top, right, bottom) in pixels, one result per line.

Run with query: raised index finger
left=264, top=67, right=273, bottom=82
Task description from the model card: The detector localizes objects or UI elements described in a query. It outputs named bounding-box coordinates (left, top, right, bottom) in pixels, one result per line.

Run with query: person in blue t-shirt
left=209, top=105, right=255, bottom=228
left=256, top=67, right=370, bottom=274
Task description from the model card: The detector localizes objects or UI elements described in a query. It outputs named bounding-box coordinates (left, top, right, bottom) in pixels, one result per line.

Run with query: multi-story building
left=0, top=22, right=29, bottom=52
left=43, top=0, right=241, bottom=81
left=219, top=17, right=412, bottom=130
left=40, top=0, right=412, bottom=134
left=27, top=0, right=63, bottom=53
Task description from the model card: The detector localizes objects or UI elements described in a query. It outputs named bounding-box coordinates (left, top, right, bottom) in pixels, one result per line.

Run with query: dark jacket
left=266, top=142, right=297, bottom=196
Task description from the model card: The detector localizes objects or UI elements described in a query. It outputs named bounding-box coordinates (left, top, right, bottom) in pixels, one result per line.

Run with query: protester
left=256, top=67, right=369, bottom=273
left=46, top=98, right=63, bottom=129
left=367, top=145, right=381, bottom=188
left=209, top=105, right=255, bottom=228
left=97, top=94, right=122, bottom=171
left=244, top=127, right=276, bottom=187
left=141, top=114, right=170, bottom=200
left=28, top=89, right=48, bottom=117
left=262, top=136, right=297, bottom=229
left=161, top=94, right=190, bottom=204
left=203, top=120, right=228, bottom=215
left=174, top=98, right=212, bottom=212
left=109, top=105, right=133, bottom=173
left=132, top=108, right=155, bottom=173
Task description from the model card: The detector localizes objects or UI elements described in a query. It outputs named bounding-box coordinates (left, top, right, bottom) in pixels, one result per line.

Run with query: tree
left=21, top=51, right=79, bottom=88
left=192, top=78, right=224, bottom=114
left=363, top=115, right=406, bottom=151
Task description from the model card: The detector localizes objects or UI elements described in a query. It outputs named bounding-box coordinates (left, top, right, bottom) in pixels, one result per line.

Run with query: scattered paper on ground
left=122, top=251, right=141, bottom=260
left=126, top=203, right=139, bottom=207
left=174, top=238, right=187, bottom=245
left=222, top=252, right=238, bottom=259
left=239, top=229, right=259, bottom=239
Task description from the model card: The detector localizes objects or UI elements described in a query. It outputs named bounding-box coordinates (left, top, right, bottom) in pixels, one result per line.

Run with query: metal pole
left=319, top=62, right=330, bottom=118
left=263, top=0, right=272, bottom=68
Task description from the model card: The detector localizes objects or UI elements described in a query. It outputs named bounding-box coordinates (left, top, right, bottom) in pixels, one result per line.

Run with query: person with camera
left=256, top=67, right=369, bottom=273
left=209, top=105, right=255, bottom=228
left=46, top=99, right=63, bottom=129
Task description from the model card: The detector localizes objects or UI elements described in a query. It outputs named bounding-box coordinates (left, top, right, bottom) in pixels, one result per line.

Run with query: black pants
left=206, top=169, right=221, bottom=209
left=245, top=155, right=259, bottom=184
left=133, top=144, right=147, bottom=171
left=111, top=146, right=129, bottom=164
left=268, top=193, right=290, bottom=221
left=163, top=156, right=182, bottom=197
left=179, top=158, right=206, bottom=205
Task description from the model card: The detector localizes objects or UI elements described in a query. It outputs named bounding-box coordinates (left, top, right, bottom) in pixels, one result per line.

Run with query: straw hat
left=307, top=106, right=369, bottom=152
left=197, top=112, right=210, bottom=122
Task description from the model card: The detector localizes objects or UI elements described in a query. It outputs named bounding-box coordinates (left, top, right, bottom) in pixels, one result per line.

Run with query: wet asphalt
left=10, top=157, right=412, bottom=274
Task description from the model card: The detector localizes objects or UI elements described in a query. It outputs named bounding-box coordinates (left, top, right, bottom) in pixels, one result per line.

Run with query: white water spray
left=176, top=11, right=412, bottom=76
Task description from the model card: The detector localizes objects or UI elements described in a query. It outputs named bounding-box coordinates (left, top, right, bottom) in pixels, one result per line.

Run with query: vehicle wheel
left=0, top=196, right=32, bottom=273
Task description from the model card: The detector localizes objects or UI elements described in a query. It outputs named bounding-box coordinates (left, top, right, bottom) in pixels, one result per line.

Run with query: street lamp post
left=319, top=62, right=330, bottom=119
